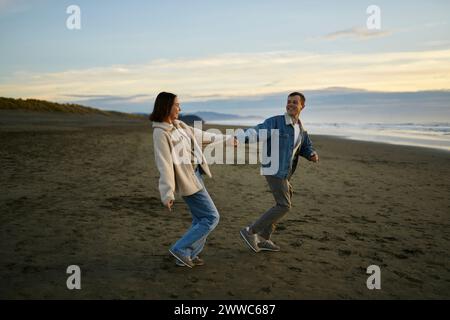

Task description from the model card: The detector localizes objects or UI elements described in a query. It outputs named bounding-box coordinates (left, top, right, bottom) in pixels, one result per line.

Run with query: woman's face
left=168, top=97, right=181, bottom=122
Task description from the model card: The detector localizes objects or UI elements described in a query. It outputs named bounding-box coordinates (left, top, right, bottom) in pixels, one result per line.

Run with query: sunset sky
left=1, top=0, right=449, bottom=112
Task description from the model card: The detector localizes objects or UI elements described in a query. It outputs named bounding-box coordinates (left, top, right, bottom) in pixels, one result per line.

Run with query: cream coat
left=152, top=120, right=232, bottom=205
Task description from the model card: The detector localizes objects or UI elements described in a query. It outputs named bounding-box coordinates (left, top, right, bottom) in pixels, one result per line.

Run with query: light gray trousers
left=250, top=175, right=293, bottom=240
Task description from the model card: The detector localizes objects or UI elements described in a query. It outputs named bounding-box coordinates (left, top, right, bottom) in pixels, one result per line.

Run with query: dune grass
left=0, top=97, right=145, bottom=119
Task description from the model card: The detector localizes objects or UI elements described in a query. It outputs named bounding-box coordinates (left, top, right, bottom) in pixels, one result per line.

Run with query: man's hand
left=309, top=152, right=319, bottom=163
left=165, top=200, right=174, bottom=211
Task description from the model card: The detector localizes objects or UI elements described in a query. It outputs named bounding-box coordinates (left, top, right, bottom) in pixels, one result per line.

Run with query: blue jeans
left=171, top=167, right=220, bottom=259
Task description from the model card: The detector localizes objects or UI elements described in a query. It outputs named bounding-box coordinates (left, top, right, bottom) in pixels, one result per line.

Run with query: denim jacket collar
left=284, top=112, right=303, bottom=129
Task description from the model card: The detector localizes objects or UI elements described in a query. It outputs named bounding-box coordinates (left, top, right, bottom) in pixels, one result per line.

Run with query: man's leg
left=250, top=176, right=292, bottom=240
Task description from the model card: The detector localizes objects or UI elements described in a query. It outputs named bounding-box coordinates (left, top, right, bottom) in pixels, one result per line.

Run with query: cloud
left=422, top=40, right=450, bottom=48
left=0, top=0, right=14, bottom=9
left=0, top=0, right=31, bottom=14
left=423, top=21, right=448, bottom=28
left=322, top=27, right=393, bottom=41
left=1, top=49, right=449, bottom=104
left=65, top=93, right=152, bottom=102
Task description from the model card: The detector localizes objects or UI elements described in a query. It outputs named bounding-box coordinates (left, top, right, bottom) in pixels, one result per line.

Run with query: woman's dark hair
left=149, top=92, right=177, bottom=122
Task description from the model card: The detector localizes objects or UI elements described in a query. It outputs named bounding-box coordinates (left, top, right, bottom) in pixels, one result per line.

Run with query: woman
left=150, top=92, right=236, bottom=268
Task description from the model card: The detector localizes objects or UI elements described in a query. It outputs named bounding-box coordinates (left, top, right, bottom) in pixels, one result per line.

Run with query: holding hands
left=230, top=136, right=239, bottom=147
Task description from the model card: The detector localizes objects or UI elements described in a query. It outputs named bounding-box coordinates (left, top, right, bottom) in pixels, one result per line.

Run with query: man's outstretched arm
left=240, top=117, right=275, bottom=144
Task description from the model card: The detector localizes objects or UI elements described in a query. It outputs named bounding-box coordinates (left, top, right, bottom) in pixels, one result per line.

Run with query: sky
left=0, top=0, right=449, bottom=113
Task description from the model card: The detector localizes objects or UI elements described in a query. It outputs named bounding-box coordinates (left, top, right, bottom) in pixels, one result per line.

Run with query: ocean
left=206, top=120, right=450, bottom=152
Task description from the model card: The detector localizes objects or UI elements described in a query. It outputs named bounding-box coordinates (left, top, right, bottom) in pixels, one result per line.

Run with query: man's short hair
left=288, top=92, right=305, bottom=102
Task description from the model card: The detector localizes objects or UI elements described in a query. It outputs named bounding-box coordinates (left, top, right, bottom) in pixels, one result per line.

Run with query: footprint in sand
left=402, top=248, right=424, bottom=256
left=346, top=230, right=365, bottom=241
left=291, top=239, right=304, bottom=247
left=101, top=195, right=164, bottom=215
left=337, top=249, right=352, bottom=256
left=255, top=264, right=267, bottom=271
left=288, top=266, right=302, bottom=273
left=260, top=286, right=271, bottom=293
left=393, top=271, right=423, bottom=284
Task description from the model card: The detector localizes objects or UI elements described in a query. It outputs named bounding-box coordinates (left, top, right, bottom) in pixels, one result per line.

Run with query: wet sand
left=1, top=110, right=449, bottom=299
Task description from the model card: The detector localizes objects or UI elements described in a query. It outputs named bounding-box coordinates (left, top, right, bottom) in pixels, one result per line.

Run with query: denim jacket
left=244, top=113, right=316, bottom=179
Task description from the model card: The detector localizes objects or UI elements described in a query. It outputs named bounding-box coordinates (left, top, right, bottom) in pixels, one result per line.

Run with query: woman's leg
left=189, top=235, right=208, bottom=258
left=186, top=213, right=207, bottom=259
left=189, top=167, right=208, bottom=258
left=170, top=168, right=220, bottom=258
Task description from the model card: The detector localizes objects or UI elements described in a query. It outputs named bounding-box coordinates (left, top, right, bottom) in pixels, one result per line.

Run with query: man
left=239, top=92, right=319, bottom=252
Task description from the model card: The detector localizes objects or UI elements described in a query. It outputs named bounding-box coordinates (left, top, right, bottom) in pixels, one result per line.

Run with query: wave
left=207, top=119, right=450, bottom=151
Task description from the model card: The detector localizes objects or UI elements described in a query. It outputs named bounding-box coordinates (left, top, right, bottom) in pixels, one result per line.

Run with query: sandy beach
left=1, top=110, right=449, bottom=299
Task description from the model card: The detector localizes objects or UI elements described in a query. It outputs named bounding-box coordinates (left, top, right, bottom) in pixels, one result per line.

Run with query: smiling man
left=240, top=92, right=319, bottom=252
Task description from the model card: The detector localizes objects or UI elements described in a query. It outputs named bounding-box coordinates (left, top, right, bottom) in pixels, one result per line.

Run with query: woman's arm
left=153, top=130, right=176, bottom=206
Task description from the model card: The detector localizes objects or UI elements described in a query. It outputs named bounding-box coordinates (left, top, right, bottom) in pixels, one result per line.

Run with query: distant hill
left=178, top=114, right=204, bottom=125
left=137, top=111, right=261, bottom=123
left=191, top=111, right=263, bottom=122
left=133, top=112, right=205, bottom=125
left=0, top=97, right=145, bottom=119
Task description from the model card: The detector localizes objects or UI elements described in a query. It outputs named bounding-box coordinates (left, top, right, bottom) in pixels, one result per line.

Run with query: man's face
left=286, top=95, right=305, bottom=118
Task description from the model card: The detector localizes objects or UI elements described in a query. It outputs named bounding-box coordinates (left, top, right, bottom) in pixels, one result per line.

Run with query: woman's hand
left=309, top=152, right=319, bottom=163
left=166, top=200, right=174, bottom=211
